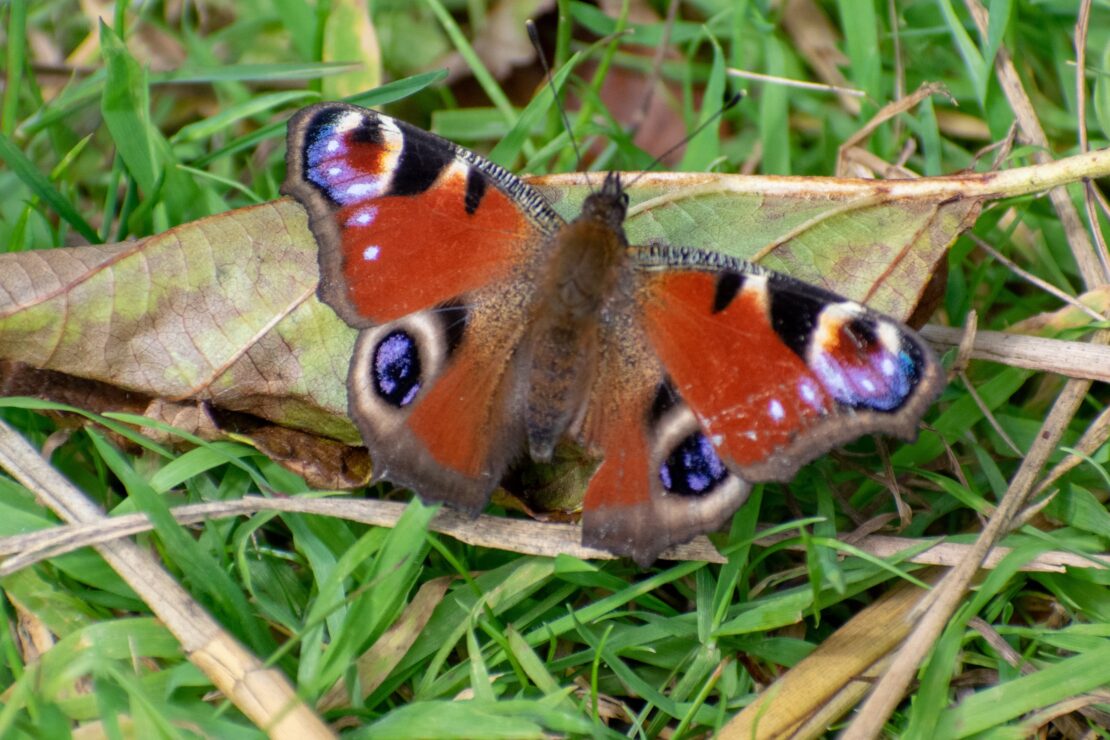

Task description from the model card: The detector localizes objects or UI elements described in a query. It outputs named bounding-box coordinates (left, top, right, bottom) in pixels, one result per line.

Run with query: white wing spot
left=711, top=434, right=724, bottom=447
left=346, top=183, right=377, bottom=197
left=328, top=166, right=342, bottom=177
left=363, top=246, right=381, bottom=261
left=861, top=378, right=876, bottom=393
left=352, top=206, right=378, bottom=226
left=768, top=399, right=785, bottom=422
left=326, top=139, right=340, bottom=153
left=881, top=357, right=896, bottom=376
left=336, top=110, right=364, bottom=132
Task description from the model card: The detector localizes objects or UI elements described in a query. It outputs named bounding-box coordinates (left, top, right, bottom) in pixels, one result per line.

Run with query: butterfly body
left=524, top=174, right=629, bottom=461
left=283, top=102, right=943, bottom=565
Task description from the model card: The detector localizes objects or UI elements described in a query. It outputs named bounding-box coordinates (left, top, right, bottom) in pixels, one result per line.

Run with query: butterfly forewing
left=283, top=102, right=563, bottom=327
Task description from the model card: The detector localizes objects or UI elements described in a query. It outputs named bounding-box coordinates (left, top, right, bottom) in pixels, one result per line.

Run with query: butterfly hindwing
left=347, top=286, right=531, bottom=511
left=576, top=286, right=750, bottom=566
left=634, top=244, right=943, bottom=484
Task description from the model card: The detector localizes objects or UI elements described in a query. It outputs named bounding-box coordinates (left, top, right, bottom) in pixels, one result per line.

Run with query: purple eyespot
left=373, top=330, right=422, bottom=407
left=660, top=433, right=729, bottom=496
left=304, top=111, right=388, bottom=205
left=811, top=320, right=925, bottom=412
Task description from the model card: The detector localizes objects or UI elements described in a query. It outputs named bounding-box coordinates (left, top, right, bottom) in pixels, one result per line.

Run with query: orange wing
left=577, top=291, right=750, bottom=566
left=635, top=246, right=943, bottom=484
left=283, top=102, right=563, bottom=326
left=283, top=103, right=564, bottom=510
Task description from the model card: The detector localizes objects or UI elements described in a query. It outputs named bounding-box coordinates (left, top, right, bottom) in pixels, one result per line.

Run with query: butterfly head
left=579, top=172, right=629, bottom=231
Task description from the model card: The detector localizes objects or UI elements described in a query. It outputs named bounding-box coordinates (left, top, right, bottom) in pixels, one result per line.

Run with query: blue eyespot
left=659, top=433, right=729, bottom=496
left=373, top=330, right=422, bottom=407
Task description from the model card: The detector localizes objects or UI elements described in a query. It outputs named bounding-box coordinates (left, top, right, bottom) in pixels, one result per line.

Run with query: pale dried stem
left=726, top=67, right=865, bottom=99
left=922, top=325, right=1110, bottom=383
left=1091, top=177, right=1110, bottom=223
left=972, top=121, right=1017, bottom=171
left=887, top=0, right=905, bottom=140
left=839, top=146, right=917, bottom=179
left=589, top=146, right=1110, bottom=215
left=837, top=82, right=951, bottom=177
left=0, top=495, right=1104, bottom=576
left=959, top=370, right=1023, bottom=456
left=0, top=420, right=334, bottom=739
left=968, top=617, right=1029, bottom=671
left=1033, top=403, right=1110, bottom=497
left=316, top=576, right=452, bottom=712
left=876, top=440, right=910, bottom=527
left=1074, top=0, right=1110, bottom=279
left=722, top=577, right=942, bottom=739
left=1076, top=0, right=1091, bottom=157
left=1010, top=490, right=1058, bottom=531
left=625, top=0, right=678, bottom=138
left=780, top=0, right=861, bottom=115
left=971, top=617, right=1110, bottom=734
left=953, top=309, right=978, bottom=375
left=1021, top=696, right=1110, bottom=738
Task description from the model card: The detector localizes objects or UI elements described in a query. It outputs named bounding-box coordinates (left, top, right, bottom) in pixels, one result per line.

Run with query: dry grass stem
left=922, top=325, right=1110, bottom=382
left=836, top=82, right=951, bottom=176
left=844, top=356, right=1102, bottom=738
left=1074, top=0, right=1110, bottom=280
left=962, top=0, right=1106, bottom=289
left=723, top=576, right=943, bottom=738
left=780, top=0, right=861, bottom=115
left=0, top=421, right=335, bottom=739
left=953, top=309, right=978, bottom=375
left=540, top=145, right=1110, bottom=208
left=1, top=495, right=1104, bottom=576
left=959, top=370, right=1023, bottom=455
left=838, top=146, right=918, bottom=178
left=1033, top=404, right=1110, bottom=497
left=726, top=67, right=865, bottom=99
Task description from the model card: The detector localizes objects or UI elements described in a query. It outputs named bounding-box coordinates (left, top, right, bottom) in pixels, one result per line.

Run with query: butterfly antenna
left=527, top=19, right=593, bottom=192
left=625, top=90, right=744, bottom=189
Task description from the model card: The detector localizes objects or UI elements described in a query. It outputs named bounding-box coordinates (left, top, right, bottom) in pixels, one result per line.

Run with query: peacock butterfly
left=281, top=102, right=944, bottom=566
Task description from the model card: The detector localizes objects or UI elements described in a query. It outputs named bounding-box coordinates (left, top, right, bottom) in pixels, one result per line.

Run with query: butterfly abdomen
left=525, top=191, right=630, bottom=461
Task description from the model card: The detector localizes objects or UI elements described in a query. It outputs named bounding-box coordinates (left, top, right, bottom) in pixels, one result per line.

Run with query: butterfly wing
left=283, top=103, right=564, bottom=510
left=635, top=244, right=942, bottom=483
left=283, top=102, right=563, bottom=326
left=579, top=244, right=942, bottom=565
left=345, top=288, right=531, bottom=510
left=576, top=287, right=751, bottom=566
